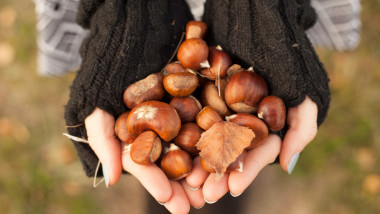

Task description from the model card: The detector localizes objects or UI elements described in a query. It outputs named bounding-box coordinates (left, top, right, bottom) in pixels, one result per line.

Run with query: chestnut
left=201, top=81, right=230, bottom=117
left=186, top=21, right=208, bottom=40
left=164, top=61, right=187, bottom=75
left=257, top=95, right=286, bottom=131
left=177, top=38, right=210, bottom=71
left=169, top=96, right=202, bottom=123
left=200, top=45, right=232, bottom=80
left=160, top=144, right=193, bottom=180
left=127, top=101, right=181, bottom=142
left=123, top=73, right=165, bottom=109
left=226, top=113, right=268, bottom=149
left=224, top=68, right=269, bottom=113
left=173, top=123, right=202, bottom=156
left=130, top=131, right=162, bottom=165
left=163, top=72, right=199, bottom=97
left=196, top=106, right=223, bottom=130
left=226, top=64, right=244, bottom=81
left=115, top=111, right=135, bottom=144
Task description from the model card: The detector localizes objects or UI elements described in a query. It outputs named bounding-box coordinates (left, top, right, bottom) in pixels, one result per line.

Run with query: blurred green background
left=0, top=0, right=379, bottom=213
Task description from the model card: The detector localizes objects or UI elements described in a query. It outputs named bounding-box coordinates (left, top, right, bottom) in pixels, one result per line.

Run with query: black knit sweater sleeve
left=65, top=0, right=193, bottom=176
left=203, top=0, right=330, bottom=129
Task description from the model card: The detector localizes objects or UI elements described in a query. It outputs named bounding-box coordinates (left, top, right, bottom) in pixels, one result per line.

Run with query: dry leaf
left=196, top=121, right=255, bottom=178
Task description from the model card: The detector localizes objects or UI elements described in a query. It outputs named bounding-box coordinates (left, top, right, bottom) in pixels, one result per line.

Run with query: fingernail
left=204, top=197, right=217, bottom=204
left=194, top=204, right=205, bottom=209
left=230, top=191, right=243, bottom=197
left=102, top=164, right=110, bottom=188
left=157, top=200, right=167, bottom=206
left=188, top=184, right=200, bottom=191
left=287, top=153, right=300, bottom=175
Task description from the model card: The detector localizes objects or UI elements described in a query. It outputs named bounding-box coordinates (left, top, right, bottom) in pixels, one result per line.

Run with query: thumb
left=280, top=96, right=318, bottom=174
left=85, top=107, right=122, bottom=187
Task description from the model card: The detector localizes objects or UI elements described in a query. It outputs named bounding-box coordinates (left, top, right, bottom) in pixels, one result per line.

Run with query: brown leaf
left=196, top=121, right=255, bottom=178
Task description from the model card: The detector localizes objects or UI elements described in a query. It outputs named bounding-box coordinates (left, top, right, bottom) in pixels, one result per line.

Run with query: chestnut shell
left=258, top=95, right=286, bottom=131
left=173, top=123, right=202, bottom=156
left=160, top=145, right=193, bottom=180
left=169, top=96, right=202, bottom=123
left=123, top=73, right=165, bottom=109
left=163, top=72, right=199, bottom=97
left=115, top=111, right=135, bottom=144
left=127, top=101, right=181, bottom=142
left=224, top=69, right=268, bottom=113
left=130, top=131, right=162, bottom=165
left=200, top=46, right=232, bottom=80
left=177, top=38, right=209, bottom=71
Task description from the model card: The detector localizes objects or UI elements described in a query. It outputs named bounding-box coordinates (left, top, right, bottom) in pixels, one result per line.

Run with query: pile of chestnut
left=114, top=21, right=286, bottom=180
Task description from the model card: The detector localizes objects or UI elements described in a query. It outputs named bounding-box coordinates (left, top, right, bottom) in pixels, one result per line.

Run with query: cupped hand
left=85, top=107, right=199, bottom=213
left=185, top=96, right=319, bottom=204
left=85, top=107, right=123, bottom=187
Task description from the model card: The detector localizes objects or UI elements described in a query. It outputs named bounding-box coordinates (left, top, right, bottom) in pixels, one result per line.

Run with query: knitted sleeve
left=65, top=0, right=193, bottom=176
left=203, top=0, right=330, bottom=127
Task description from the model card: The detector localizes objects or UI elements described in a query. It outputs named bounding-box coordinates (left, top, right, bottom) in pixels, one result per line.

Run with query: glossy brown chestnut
left=226, top=113, right=269, bottom=149
left=200, top=45, right=232, bottom=80
left=123, top=73, right=165, bottom=109
left=127, top=101, right=181, bottom=142
left=201, top=81, right=230, bottom=117
left=115, top=111, right=135, bottom=144
left=173, top=123, right=202, bottom=156
left=225, top=68, right=269, bottom=113
left=164, top=61, right=187, bottom=75
left=196, top=106, right=223, bottom=130
left=200, top=151, right=246, bottom=173
left=226, top=64, right=244, bottom=80
left=186, top=21, right=208, bottom=40
left=160, top=144, right=193, bottom=180
left=177, top=38, right=210, bottom=71
left=169, top=96, right=202, bottom=123
left=163, top=72, right=199, bottom=97
left=258, top=95, right=286, bottom=131
left=130, top=131, right=162, bottom=165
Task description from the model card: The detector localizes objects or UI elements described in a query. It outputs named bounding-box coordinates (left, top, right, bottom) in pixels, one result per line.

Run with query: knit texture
left=203, top=0, right=331, bottom=131
left=65, top=0, right=193, bottom=176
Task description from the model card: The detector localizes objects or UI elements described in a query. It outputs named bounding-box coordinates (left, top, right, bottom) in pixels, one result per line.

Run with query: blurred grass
left=0, top=0, right=379, bottom=213
left=0, top=0, right=102, bottom=213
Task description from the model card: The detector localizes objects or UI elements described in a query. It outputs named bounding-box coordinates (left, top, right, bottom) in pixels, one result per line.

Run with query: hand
left=85, top=107, right=122, bottom=187
left=185, top=96, right=318, bottom=203
left=85, top=107, right=200, bottom=213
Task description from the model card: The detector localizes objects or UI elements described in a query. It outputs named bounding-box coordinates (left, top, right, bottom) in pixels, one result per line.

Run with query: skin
left=84, top=95, right=318, bottom=211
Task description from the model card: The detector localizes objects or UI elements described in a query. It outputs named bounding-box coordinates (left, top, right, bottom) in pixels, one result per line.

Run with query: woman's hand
left=185, top=96, right=319, bottom=204
left=85, top=107, right=123, bottom=187
left=84, top=96, right=319, bottom=209
left=85, top=107, right=198, bottom=213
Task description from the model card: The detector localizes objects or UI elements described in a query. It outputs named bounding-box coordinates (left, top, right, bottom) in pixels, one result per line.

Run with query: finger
left=185, top=156, right=209, bottom=190
left=228, top=134, right=281, bottom=197
left=202, top=173, right=229, bottom=204
left=85, top=108, right=122, bottom=187
left=280, top=96, right=318, bottom=174
left=181, top=179, right=206, bottom=209
left=121, top=149, right=172, bottom=204
left=164, top=180, right=191, bottom=214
